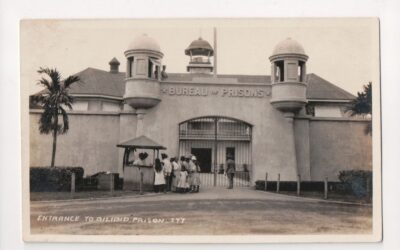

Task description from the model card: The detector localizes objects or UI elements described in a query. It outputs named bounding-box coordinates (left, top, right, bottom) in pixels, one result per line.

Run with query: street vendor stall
left=117, top=135, right=166, bottom=193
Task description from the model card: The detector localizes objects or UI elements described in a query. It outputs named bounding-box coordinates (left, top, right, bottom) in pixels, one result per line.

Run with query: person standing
left=177, top=166, right=189, bottom=193
left=189, top=155, right=201, bottom=193
left=225, top=155, right=236, bottom=189
left=179, top=156, right=187, bottom=171
left=153, top=158, right=165, bottom=193
left=171, top=157, right=180, bottom=192
left=162, top=153, right=172, bottom=192
left=191, top=156, right=201, bottom=193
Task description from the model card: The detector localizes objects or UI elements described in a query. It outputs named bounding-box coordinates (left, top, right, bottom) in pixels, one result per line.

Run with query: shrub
left=30, top=166, right=84, bottom=192
left=337, top=170, right=372, bottom=197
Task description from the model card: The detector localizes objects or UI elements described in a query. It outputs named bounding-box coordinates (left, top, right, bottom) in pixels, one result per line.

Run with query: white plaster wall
left=315, top=105, right=342, bottom=117
left=102, top=101, right=121, bottom=112
left=72, top=101, right=88, bottom=111
left=30, top=112, right=120, bottom=176
left=309, top=119, right=372, bottom=181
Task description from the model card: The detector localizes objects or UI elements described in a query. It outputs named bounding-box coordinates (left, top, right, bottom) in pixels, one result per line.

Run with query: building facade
left=29, top=34, right=372, bottom=185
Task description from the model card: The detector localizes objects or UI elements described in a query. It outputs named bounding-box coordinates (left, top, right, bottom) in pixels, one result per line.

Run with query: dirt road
left=30, top=187, right=372, bottom=235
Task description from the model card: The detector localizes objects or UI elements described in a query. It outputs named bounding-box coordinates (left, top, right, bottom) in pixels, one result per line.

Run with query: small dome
left=127, top=34, right=161, bottom=53
left=272, top=38, right=306, bottom=56
left=185, top=37, right=214, bottom=56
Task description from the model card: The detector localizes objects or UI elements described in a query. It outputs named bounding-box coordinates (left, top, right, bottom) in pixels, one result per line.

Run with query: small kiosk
left=117, top=135, right=166, bottom=192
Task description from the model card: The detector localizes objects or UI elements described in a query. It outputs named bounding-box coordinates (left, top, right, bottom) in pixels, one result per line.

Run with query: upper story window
left=298, top=61, right=305, bottom=82
left=127, top=57, right=134, bottom=77
left=148, top=57, right=161, bottom=80
left=275, top=60, right=284, bottom=82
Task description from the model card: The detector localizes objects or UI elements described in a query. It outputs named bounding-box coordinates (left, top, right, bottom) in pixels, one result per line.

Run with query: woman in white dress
left=153, top=158, right=165, bottom=193
left=177, top=165, right=189, bottom=193
left=189, top=156, right=201, bottom=193
left=171, top=157, right=181, bottom=192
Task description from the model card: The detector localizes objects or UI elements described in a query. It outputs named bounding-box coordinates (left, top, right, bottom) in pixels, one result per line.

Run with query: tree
left=346, top=82, right=372, bottom=135
left=34, top=67, right=80, bottom=167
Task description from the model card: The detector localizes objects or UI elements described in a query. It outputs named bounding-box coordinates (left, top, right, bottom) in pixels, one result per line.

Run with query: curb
left=253, top=189, right=372, bottom=207
left=30, top=192, right=167, bottom=204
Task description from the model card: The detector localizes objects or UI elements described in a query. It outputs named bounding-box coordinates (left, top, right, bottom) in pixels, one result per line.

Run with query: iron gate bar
left=178, top=116, right=253, bottom=187
left=214, top=117, right=218, bottom=186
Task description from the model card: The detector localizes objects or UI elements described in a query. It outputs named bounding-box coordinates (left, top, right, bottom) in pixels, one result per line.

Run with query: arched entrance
left=178, top=116, right=252, bottom=187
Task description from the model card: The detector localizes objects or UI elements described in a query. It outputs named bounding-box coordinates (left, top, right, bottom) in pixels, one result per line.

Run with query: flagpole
left=213, top=27, right=217, bottom=78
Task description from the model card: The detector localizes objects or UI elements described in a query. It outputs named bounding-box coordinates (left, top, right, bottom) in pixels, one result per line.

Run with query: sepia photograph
left=20, top=18, right=381, bottom=243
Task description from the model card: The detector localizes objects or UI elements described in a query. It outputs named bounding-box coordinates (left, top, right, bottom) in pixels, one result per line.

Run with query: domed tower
left=269, top=38, right=308, bottom=115
left=185, top=37, right=214, bottom=74
left=123, top=34, right=164, bottom=136
left=269, top=38, right=309, bottom=181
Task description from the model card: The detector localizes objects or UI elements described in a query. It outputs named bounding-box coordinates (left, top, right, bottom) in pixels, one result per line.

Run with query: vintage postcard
left=21, top=18, right=381, bottom=243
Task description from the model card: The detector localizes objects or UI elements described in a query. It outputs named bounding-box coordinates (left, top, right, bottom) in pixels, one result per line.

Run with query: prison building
left=29, top=34, right=372, bottom=187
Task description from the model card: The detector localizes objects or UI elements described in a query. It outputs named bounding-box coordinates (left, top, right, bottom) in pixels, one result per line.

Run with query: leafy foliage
left=346, top=82, right=372, bottom=135
left=35, top=67, right=79, bottom=134
left=338, top=170, right=372, bottom=198
left=30, top=166, right=84, bottom=192
left=33, top=67, right=80, bottom=167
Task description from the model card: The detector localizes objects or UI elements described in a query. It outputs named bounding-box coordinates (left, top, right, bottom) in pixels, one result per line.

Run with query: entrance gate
left=178, top=116, right=252, bottom=187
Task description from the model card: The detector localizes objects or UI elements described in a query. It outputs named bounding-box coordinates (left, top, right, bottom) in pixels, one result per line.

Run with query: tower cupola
left=185, top=37, right=214, bottom=74
left=269, top=38, right=309, bottom=113
left=123, top=34, right=164, bottom=137
left=268, top=38, right=309, bottom=181
left=109, top=57, right=120, bottom=73
left=123, top=34, right=164, bottom=110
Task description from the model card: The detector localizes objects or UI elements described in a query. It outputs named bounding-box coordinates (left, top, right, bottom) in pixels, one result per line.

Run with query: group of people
left=154, top=154, right=201, bottom=193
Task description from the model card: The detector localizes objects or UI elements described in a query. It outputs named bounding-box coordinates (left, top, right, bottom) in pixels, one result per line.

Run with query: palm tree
left=346, top=82, right=372, bottom=135
left=33, top=67, right=80, bottom=167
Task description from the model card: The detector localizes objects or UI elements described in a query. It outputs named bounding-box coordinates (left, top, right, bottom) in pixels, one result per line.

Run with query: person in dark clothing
left=225, top=155, right=236, bottom=189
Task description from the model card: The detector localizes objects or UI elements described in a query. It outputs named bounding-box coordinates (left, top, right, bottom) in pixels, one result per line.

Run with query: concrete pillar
left=118, top=105, right=137, bottom=177
left=294, top=117, right=311, bottom=180
left=283, top=112, right=299, bottom=180
left=136, top=109, right=146, bottom=137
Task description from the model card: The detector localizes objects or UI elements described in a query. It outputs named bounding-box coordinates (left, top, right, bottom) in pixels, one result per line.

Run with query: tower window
left=275, top=60, right=284, bottom=82
left=148, top=59, right=153, bottom=78
left=127, top=57, right=134, bottom=77
left=298, top=61, right=305, bottom=82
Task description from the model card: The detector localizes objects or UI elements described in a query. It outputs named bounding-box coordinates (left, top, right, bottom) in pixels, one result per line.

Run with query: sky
left=21, top=18, right=380, bottom=95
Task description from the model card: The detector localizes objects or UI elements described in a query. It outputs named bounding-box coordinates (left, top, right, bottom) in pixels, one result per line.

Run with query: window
left=226, top=147, right=235, bottom=161
left=298, top=61, right=305, bottom=82
left=275, top=60, right=284, bottom=82
left=127, top=57, right=134, bottom=77
left=148, top=59, right=153, bottom=78
left=305, top=103, right=315, bottom=116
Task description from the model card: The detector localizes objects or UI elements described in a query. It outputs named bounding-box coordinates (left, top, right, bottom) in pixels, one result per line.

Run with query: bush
left=338, top=170, right=372, bottom=198
left=30, top=166, right=84, bottom=192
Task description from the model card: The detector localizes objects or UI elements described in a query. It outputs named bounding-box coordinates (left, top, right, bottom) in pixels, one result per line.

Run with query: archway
left=178, top=116, right=252, bottom=187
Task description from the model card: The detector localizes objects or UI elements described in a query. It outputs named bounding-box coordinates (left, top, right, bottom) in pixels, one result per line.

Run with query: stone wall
left=308, top=118, right=372, bottom=181
left=30, top=111, right=121, bottom=176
